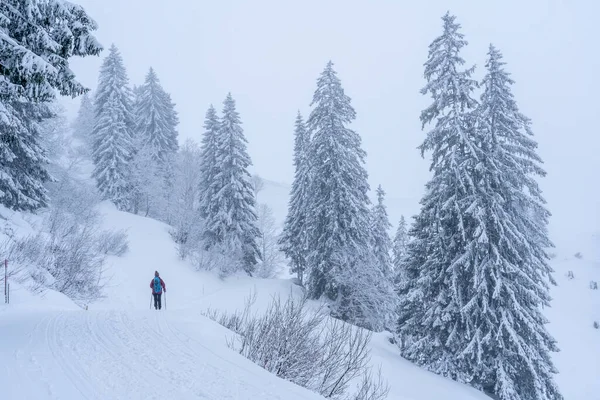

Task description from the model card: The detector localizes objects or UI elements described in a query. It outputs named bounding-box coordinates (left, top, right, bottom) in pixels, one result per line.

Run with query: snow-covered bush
left=190, top=237, right=246, bottom=279
left=6, top=200, right=128, bottom=302
left=590, top=281, right=598, bottom=290
left=594, top=321, right=599, bottom=329
left=1, top=106, right=130, bottom=302
left=203, top=293, right=389, bottom=400
left=574, top=252, right=583, bottom=259
left=567, top=271, right=575, bottom=279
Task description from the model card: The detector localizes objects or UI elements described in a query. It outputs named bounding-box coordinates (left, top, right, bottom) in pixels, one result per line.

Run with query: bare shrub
left=202, top=290, right=256, bottom=334
left=590, top=281, right=598, bottom=290
left=204, top=292, right=389, bottom=400
left=96, top=229, right=129, bottom=256
left=350, top=367, right=390, bottom=400
left=1, top=191, right=128, bottom=303
left=574, top=252, right=583, bottom=259
left=594, top=321, right=599, bottom=329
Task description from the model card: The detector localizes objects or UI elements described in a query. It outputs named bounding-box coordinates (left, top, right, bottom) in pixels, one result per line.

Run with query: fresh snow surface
left=0, top=201, right=488, bottom=400
left=1, top=186, right=597, bottom=399
left=544, top=231, right=600, bottom=400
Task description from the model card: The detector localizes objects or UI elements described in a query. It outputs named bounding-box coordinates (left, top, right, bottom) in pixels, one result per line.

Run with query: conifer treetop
left=309, top=61, right=356, bottom=126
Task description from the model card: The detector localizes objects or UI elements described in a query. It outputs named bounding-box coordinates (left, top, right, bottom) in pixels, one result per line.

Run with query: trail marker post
left=4, top=259, right=8, bottom=304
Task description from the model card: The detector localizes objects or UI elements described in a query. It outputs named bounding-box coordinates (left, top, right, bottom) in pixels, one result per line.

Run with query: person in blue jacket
left=150, top=271, right=166, bottom=310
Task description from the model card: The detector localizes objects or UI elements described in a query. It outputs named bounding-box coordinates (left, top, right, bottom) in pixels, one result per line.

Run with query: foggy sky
left=62, top=0, right=600, bottom=244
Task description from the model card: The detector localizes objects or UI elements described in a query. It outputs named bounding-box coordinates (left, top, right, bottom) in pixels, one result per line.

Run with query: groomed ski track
left=1, top=308, right=324, bottom=400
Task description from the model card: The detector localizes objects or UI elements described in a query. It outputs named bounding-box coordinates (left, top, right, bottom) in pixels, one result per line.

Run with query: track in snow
left=0, top=310, right=322, bottom=400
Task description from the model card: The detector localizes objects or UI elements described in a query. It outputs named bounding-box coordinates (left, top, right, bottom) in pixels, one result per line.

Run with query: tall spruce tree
left=370, top=185, right=393, bottom=277
left=392, top=216, right=408, bottom=271
left=205, top=93, right=260, bottom=274
left=279, top=112, right=311, bottom=284
left=91, top=45, right=135, bottom=211
left=459, top=45, right=561, bottom=400
left=304, top=61, right=372, bottom=315
left=134, top=68, right=179, bottom=164
left=198, top=105, right=220, bottom=223
left=72, top=92, right=95, bottom=148
left=0, top=0, right=101, bottom=211
left=397, top=12, right=479, bottom=379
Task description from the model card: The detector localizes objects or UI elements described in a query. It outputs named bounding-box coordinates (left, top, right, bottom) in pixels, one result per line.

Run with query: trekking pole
left=164, top=292, right=167, bottom=310
left=150, top=294, right=152, bottom=309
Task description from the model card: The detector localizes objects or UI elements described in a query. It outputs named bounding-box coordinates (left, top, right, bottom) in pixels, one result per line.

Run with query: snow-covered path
left=0, top=203, right=492, bottom=400
left=0, top=308, right=323, bottom=400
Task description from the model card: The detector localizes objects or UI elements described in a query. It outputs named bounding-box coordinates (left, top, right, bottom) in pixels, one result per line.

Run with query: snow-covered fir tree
left=91, top=45, right=135, bottom=211
left=0, top=0, right=101, bottom=211
left=128, top=68, right=178, bottom=218
left=198, top=105, right=220, bottom=222
left=392, top=215, right=410, bottom=291
left=458, top=45, right=561, bottom=400
left=392, top=216, right=408, bottom=271
left=0, top=102, right=54, bottom=210
left=134, top=68, right=179, bottom=164
left=0, top=0, right=102, bottom=102
left=369, top=185, right=397, bottom=330
left=279, top=112, right=311, bottom=284
left=370, top=185, right=393, bottom=277
left=396, top=12, right=479, bottom=379
left=304, top=61, right=376, bottom=326
left=204, top=94, right=260, bottom=274
left=71, top=92, right=95, bottom=149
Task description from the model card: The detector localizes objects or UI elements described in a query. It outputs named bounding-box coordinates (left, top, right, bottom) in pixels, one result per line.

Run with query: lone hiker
left=150, top=271, right=166, bottom=310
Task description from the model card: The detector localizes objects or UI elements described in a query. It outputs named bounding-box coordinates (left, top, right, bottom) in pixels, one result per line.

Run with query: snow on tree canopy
left=198, top=104, right=220, bottom=223
left=0, top=101, right=52, bottom=210
left=0, top=0, right=102, bottom=102
left=370, top=185, right=393, bottom=278
left=304, top=61, right=393, bottom=331
left=304, top=61, right=372, bottom=302
left=458, top=44, right=562, bottom=400
left=91, top=44, right=135, bottom=211
left=279, top=111, right=311, bottom=284
left=397, top=10, right=481, bottom=382
left=204, top=93, right=261, bottom=275
left=71, top=91, right=95, bottom=148
left=134, top=68, right=179, bottom=164
left=0, top=0, right=101, bottom=211
left=398, top=14, right=563, bottom=400
left=392, top=216, right=408, bottom=273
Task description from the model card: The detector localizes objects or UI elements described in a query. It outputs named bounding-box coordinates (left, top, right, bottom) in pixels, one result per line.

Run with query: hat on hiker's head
left=155, top=271, right=159, bottom=277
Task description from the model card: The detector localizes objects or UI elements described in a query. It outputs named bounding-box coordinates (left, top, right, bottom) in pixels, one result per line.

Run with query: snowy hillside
left=544, top=232, right=600, bottom=400
left=259, top=179, right=600, bottom=400
left=2, top=188, right=597, bottom=399
left=1, top=201, right=492, bottom=400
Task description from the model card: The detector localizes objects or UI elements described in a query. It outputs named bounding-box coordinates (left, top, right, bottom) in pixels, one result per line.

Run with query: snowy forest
left=0, top=2, right=580, bottom=400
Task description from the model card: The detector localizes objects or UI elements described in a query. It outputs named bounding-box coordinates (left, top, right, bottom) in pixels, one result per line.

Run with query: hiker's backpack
left=153, top=276, right=162, bottom=293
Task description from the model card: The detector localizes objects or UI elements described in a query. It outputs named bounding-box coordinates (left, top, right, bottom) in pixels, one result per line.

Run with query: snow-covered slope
left=2, top=186, right=597, bottom=399
left=544, top=232, right=600, bottom=400
left=1, top=201, right=490, bottom=400
left=259, top=179, right=600, bottom=399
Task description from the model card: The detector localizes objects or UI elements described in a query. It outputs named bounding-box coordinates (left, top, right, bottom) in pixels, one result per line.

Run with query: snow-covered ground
left=1, top=183, right=598, bottom=399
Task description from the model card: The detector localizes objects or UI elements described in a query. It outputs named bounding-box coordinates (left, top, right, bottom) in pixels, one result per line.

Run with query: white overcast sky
left=62, top=0, right=599, bottom=242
